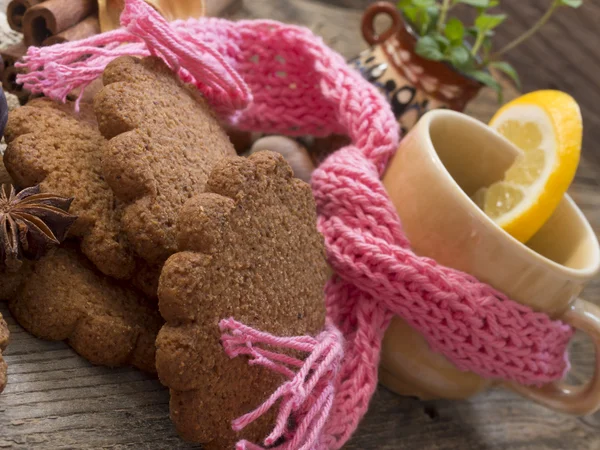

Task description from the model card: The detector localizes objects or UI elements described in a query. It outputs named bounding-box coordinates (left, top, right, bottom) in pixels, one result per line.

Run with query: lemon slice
left=476, top=90, right=582, bottom=243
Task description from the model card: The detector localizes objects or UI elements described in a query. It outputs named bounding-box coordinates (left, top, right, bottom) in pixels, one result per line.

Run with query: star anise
left=0, top=184, right=77, bottom=272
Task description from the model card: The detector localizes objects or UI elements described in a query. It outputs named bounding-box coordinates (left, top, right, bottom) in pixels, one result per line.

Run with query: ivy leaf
left=467, top=69, right=503, bottom=102
left=490, top=61, right=521, bottom=89
left=415, top=35, right=444, bottom=60
left=445, top=18, right=465, bottom=44
left=475, top=13, right=507, bottom=32
left=456, top=0, right=491, bottom=6
left=559, top=0, right=582, bottom=6
left=450, top=46, right=471, bottom=69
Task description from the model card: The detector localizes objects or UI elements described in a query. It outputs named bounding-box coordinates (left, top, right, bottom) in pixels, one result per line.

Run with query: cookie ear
left=102, top=56, right=171, bottom=87
left=94, top=82, right=145, bottom=139
left=4, top=133, right=51, bottom=186
left=158, top=251, right=212, bottom=323
left=177, top=193, right=235, bottom=254
left=101, top=129, right=156, bottom=202
left=97, top=57, right=178, bottom=140
left=3, top=103, right=64, bottom=144
left=206, top=156, right=257, bottom=200
left=102, top=56, right=145, bottom=87
left=248, top=150, right=294, bottom=180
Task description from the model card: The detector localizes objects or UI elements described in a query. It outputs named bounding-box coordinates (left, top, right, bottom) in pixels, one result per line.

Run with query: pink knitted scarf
left=15, top=1, right=573, bottom=448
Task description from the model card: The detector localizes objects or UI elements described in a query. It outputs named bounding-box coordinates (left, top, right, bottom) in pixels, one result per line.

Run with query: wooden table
left=1, top=1, right=600, bottom=449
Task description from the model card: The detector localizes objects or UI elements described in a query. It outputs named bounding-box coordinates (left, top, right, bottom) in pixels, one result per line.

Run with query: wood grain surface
left=1, top=1, right=600, bottom=449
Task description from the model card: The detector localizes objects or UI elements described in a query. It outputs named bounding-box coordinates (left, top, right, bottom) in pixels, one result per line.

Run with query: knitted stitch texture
left=15, top=1, right=574, bottom=448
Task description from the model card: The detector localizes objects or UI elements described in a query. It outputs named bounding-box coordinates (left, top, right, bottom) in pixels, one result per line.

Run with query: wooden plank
left=0, top=305, right=199, bottom=449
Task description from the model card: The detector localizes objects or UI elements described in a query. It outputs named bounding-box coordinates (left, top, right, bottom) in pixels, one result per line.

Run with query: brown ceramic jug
left=350, top=2, right=483, bottom=134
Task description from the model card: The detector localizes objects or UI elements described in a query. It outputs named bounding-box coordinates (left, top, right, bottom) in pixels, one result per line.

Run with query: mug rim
left=416, top=109, right=600, bottom=280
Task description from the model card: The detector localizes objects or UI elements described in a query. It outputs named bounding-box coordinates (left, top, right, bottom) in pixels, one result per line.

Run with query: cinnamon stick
left=2, top=65, right=21, bottom=92
left=0, top=42, right=27, bottom=82
left=0, top=42, right=27, bottom=68
left=43, top=16, right=100, bottom=46
left=6, top=0, right=42, bottom=32
left=0, top=43, right=30, bottom=104
left=23, top=0, right=97, bottom=47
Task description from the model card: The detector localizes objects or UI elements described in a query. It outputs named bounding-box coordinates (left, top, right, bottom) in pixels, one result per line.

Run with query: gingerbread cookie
left=156, top=152, right=328, bottom=447
left=9, top=244, right=162, bottom=372
left=0, top=312, right=8, bottom=393
left=94, top=56, right=236, bottom=266
left=0, top=265, right=29, bottom=301
left=3, top=98, right=136, bottom=280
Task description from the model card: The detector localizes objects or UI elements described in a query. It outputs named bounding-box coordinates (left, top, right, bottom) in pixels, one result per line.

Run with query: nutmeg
left=249, top=136, right=315, bottom=183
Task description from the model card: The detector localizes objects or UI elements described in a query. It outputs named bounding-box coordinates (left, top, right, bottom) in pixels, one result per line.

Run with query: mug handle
left=361, top=1, right=402, bottom=46
left=505, top=298, right=600, bottom=415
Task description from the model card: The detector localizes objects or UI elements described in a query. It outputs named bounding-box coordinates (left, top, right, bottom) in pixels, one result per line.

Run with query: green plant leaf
left=426, top=6, right=440, bottom=22
left=445, top=18, right=465, bottom=44
left=475, top=13, right=507, bottom=32
left=415, top=35, right=444, bottom=60
left=466, top=26, right=494, bottom=39
left=413, top=0, right=436, bottom=6
left=403, top=6, right=432, bottom=35
left=450, top=46, right=471, bottom=68
left=482, top=35, right=493, bottom=52
left=456, top=0, right=491, bottom=6
left=466, top=26, right=479, bottom=37
left=397, top=0, right=413, bottom=8
left=490, top=61, right=521, bottom=89
left=467, top=69, right=503, bottom=102
left=559, top=0, right=582, bottom=7
left=403, top=5, right=419, bottom=27
left=431, top=31, right=450, bottom=50
left=488, top=0, right=500, bottom=7
left=416, top=8, right=431, bottom=34
left=420, top=6, right=440, bottom=34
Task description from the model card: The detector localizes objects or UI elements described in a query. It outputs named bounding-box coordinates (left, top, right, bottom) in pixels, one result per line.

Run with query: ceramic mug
left=349, top=2, right=482, bottom=135
left=380, top=109, right=600, bottom=415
